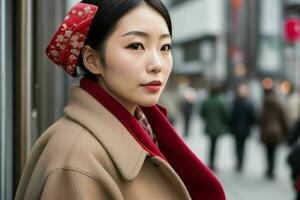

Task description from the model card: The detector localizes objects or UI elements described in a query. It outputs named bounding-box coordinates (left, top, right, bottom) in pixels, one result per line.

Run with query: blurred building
left=227, top=0, right=259, bottom=84
left=168, top=0, right=227, bottom=87
left=227, top=0, right=281, bottom=82
left=257, top=0, right=284, bottom=79
left=283, top=0, right=300, bottom=88
left=168, top=0, right=296, bottom=97
left=231, top=0, right=300, bottom=93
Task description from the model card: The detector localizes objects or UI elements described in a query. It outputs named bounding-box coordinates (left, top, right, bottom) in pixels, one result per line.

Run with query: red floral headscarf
left=45, top=3, right=98, bottom=77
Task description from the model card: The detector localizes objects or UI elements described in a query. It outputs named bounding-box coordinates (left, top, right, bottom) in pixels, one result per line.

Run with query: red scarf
left=80, top=78, right=226, bottom=200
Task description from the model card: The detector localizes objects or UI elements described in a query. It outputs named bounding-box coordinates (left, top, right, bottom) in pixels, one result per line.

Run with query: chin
left=135, top=92, right=161, bottom=107
left=138, top=98, right=159, bottom=107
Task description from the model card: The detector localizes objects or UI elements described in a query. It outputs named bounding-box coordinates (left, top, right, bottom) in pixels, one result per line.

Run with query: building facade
left=169, top=0, right=227, bottom=86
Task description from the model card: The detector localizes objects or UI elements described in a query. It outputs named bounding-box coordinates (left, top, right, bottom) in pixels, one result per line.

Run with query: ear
left=81, top=45, right=103, bottom=75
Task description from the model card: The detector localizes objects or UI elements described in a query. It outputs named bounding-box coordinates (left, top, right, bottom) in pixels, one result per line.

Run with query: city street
left=177, top=113, right=295, bottom=200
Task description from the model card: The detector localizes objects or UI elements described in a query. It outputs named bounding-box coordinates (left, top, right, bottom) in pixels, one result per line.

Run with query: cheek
left=164, top=56, right=173, bottom=78
left=106, top=50, right=138, bottom=78
left=109, top=61, right=139, bottom=79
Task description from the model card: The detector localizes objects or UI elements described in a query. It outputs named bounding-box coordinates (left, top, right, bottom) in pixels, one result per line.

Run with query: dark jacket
left=287, top=143, right=300, bottom=180
left=288, top=119, right=300, bottom=146
left=201, top=95, right=229, bottom=138
left=231, top=97, right=255, bottom=137
left=287, top=119, right=300, bottom=181
left=259, top=95, right=288, bottom=145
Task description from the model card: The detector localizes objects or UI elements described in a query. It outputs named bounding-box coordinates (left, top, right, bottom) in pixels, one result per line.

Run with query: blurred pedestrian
left=230, top=83, right=255, bottom=172
left=286, top=88, right=300, bottom=128
left=287, top=117, right=300, bottom=200
left=200, top=82, right=229, bottom=171
left=259, top=89, right=288, bottom=179
left=180, top=87, right=196, bottom=138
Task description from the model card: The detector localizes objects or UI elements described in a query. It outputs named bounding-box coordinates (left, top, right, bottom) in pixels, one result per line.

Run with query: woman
left=15, top=1, right=225, bottom=199
left=230, top=83, right=255, bottom=172
left=259, top=89, right=288, bottom=179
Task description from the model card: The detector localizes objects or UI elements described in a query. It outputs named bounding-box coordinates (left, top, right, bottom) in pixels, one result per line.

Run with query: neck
left=96, top=78, right=137, bottom=115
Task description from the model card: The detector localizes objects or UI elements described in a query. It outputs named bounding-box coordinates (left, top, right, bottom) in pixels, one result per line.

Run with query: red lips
left=142, top=80, right=162, bottom=86
left=141, top=80, right=162, bottom=93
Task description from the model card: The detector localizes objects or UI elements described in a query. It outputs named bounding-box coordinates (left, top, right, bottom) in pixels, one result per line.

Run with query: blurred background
left=1, top=0, right=300, bottom=199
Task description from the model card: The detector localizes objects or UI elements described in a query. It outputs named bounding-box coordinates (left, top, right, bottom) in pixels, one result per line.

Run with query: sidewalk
left=177, top=114, right=295, bottom=200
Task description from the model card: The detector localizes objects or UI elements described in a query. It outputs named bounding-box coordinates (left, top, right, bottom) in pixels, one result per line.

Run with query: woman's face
left=97, top=4, right=173, bottom=114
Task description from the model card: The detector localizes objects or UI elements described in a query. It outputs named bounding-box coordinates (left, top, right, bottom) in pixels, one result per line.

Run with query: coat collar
left=64, top=86, right=149, bottom=181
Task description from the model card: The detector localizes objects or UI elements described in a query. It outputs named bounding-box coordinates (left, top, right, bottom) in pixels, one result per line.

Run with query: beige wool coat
left=15, top=87, right=191, bottom=200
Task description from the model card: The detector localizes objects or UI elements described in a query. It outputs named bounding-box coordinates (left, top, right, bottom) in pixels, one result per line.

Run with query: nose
left=146, top=50, right=162, bottom=74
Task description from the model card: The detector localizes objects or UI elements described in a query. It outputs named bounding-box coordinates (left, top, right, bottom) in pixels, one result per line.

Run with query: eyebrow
left=122, top=31, right=171, bottom=39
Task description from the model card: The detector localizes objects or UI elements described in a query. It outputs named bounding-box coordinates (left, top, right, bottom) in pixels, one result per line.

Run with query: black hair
left=77, top=0, right=172, bottom=79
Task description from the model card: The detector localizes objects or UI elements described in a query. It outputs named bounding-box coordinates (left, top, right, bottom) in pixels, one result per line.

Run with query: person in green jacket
left=200, top=82, right=229, bottom=171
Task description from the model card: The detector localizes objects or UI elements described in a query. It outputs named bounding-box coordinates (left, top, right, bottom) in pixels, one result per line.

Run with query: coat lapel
left=64, top=87, right=149, bottom=181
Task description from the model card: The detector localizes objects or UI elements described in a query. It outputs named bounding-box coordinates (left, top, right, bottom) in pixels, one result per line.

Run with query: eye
left=161, top=44, right=172, bottom=52
left=127, top=42, right=144, bottom=50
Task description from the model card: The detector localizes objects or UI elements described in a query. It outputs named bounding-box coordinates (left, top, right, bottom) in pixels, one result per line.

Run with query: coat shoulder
left=16, top=117, right=116, bottom=200
left=25, top=116, right=115, bottom=182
